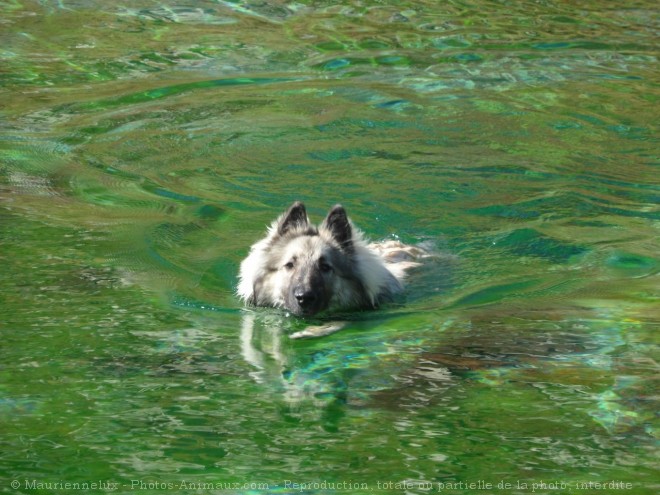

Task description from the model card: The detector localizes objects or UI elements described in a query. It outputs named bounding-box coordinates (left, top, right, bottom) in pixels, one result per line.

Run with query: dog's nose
left=294, top=289, right=317, bottom=308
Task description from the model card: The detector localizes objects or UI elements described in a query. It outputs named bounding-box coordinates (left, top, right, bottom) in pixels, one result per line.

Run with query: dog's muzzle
left=290, top=285, right=326, bottom=316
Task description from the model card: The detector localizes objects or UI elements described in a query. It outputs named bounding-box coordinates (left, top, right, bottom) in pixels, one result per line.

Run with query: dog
left=237, top=202, right=426, bottom=320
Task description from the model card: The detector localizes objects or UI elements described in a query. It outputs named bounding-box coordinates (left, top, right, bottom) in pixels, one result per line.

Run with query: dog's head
left=256, top=202, right=360, bottom=316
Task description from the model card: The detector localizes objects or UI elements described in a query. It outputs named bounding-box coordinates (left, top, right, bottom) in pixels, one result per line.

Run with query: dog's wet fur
left=237, top=202, right=425, bottom=317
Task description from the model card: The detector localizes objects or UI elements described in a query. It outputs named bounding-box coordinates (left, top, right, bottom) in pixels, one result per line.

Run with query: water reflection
left=239, top=310, right=451, bottom=413
left=240, top=311, right=362, bottom=407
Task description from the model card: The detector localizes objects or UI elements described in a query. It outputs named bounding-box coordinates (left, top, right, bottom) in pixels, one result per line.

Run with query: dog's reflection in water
left=239, top=311, right=349, bottom=406
left=238, top=309, right=456, bottom=417
left=240, top=310, right=424, bottom=413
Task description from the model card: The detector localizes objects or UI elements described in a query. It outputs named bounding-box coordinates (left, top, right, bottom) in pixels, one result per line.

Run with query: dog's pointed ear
left=277, top=201, right=309, bottom=235
left=322, top=204, right=353, bottom=251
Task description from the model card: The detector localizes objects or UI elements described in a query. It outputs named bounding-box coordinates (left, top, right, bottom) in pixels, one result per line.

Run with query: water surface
left=1, top=1, right=658, bottom=494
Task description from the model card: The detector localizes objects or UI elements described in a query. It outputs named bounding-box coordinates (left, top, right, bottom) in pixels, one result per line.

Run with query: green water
left=1, top=1, right=658, bottom=494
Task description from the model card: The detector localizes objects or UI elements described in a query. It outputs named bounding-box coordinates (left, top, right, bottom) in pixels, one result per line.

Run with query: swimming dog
left=237, top=202, right=425, bottom=317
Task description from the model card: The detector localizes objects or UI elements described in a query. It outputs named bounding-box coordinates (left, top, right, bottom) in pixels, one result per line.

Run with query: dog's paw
left=289, top=321, right=347, bottom=339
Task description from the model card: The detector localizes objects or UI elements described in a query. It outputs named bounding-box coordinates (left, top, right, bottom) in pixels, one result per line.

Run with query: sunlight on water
left=1, top=1, right=658, bottom=493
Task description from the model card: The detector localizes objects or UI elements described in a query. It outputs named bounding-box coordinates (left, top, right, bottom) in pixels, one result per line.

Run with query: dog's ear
left=322, top=204, right=353, bottom=251
left=277, top=201, right=309, bottom=235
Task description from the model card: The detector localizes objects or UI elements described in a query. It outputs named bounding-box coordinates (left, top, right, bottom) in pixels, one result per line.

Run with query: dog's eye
left=319, top=261, right=333, bottom=273
left=284, top=261, right=295, bottom=270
